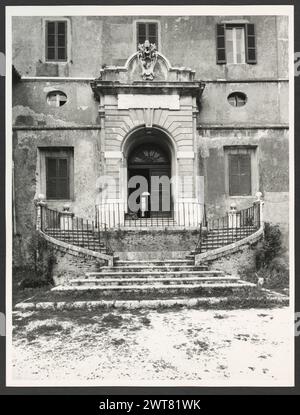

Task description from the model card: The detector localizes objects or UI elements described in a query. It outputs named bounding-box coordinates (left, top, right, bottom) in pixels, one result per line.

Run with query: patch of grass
left=193, top=340, right=210, bottom=351
left=111, top=337, right=126, bottom=346
left=26, top=321, right=67, bottom=341
left=214, top=313, right=228, bottom=319
left=140, top=316, right=151, bottom=326
left=101, top=313, right=125, bottom=329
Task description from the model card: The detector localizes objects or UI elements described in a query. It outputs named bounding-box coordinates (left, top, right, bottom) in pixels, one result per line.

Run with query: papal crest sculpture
left=137, top=40, right=158, bottom=80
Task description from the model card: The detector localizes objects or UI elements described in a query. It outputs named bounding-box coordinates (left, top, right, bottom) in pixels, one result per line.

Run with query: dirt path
left=10, top=306, right=293, bottom=386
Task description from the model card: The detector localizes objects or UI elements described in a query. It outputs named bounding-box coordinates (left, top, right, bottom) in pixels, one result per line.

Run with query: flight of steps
left=46, top=229, right=108, bottom=253
left=52, top=257, right=255, bottom=298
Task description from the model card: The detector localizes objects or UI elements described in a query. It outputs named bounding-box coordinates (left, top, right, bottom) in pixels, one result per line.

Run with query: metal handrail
left=40, top=205, right=113, bottom=255
left=195, top=202, right=261, bottom=254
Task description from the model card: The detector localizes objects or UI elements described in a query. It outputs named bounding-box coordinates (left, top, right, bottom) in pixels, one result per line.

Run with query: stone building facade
left=12, top=15, right=289, bottom=266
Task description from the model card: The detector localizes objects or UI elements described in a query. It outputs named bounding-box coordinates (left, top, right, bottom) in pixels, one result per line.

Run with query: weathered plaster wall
left=108, top=229, right=199, bottom=257
left=13, top=81, right=98, bottom=125
left=198, top=128, right=289, bottom=235
left=12, top=15, right=288, bottom=80
left=13, top=128, right=102, bottom=265
left=199, top=81, right=288, bottom=125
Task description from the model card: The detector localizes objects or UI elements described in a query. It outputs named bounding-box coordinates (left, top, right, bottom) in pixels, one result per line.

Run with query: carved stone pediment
left=96, top=46, right=197, bottom=83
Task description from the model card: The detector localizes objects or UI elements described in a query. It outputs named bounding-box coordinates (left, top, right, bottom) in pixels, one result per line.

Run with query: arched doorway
left=126, top=130, right=173, bottom=218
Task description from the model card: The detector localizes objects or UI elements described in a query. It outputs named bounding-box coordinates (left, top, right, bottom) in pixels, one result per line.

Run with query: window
left=227, top=92, right=247, bottom=107
left=47, top=90, right=67, bottom=107
left=216, top=23, right=256, bottom=64
left=40, top=148, right=74, bottom=200
left=137, top=22, right=158, bottom=48
left=45, top=20, right=67, bottom=62
left=224, top=147, right=258, bottom=196
left=226, top=26, right=245, bottom=64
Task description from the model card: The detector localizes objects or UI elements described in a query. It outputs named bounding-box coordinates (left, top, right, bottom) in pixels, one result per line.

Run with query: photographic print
left=5, top=5, right=294, bottom=387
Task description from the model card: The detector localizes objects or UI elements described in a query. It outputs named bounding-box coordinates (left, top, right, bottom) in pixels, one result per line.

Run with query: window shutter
left=245, top=23, right=256, bottom=64
left=46, top=158, right=57, bottom=199
left=46, top=157, right=69, bottom=199
left=137, top=22, right=146, bottom=46
left=239, top=154, right=251, bottom=195
left=216, top=24, right=226, bottom=64
left=229, top=155, right=240, bottom=195
left=229, top=154, right=251, bottom=196
left=148, top=23, right=158, bottom=47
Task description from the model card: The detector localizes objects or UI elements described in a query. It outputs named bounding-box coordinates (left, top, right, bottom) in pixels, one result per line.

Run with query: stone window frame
left=39, top=147, right=74, bottom=201
left=216, top=20, right=257, bottom=65
left=133, top=19, right=161, bottom=51
left=42, top=17, right=72, bottom=64
left=224, top=145, right=259, bottom=198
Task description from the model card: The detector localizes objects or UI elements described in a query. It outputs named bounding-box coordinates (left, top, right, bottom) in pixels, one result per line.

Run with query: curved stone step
left=70, top=276, right=240, bottom=286
left=115, top=259, right=195, bottom=266
left=97, top=265, right=208, bottom=272
left=85, top=270, right=224, bottom=278
left=52, top=281, right=255, bottom=292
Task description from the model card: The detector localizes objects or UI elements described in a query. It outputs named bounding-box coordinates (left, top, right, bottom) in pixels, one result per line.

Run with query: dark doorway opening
left=127, top=143, right=172, bottom=218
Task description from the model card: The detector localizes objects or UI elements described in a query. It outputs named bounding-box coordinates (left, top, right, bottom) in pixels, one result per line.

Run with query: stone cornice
left=91, top=80, right=206, bottom=98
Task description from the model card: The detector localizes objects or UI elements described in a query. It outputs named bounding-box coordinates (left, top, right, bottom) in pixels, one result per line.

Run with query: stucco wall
left=12, top=15, right=288, bottom=80
left=13, top=128, right=102, bottom=265
left=200, top=128, right=289, bottom=234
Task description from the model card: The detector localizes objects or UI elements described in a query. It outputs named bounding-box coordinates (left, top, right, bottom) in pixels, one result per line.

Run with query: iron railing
left=195, top=202, right=261, bottom=254
left=95, top=201, right=203, bottom=229
left=40, top=205, right=113, bottom=255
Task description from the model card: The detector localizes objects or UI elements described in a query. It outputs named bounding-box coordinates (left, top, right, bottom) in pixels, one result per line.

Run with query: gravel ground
left=10, top=306, right=293, bottom=386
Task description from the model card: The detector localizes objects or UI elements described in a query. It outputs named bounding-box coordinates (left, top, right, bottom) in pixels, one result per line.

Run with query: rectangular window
left=46, top=20, right=67, bottom=62
left=137, top=22, right=158, bottom=48
left=40, top=148, right=73, bottom=200
left=225, top=26, right=245, bottom=64
left=216, top=23, right=256, bottom=64
left=225, top=147, right=257, bottom=196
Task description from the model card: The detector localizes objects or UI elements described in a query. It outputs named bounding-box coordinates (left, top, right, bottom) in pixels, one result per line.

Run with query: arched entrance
left=124, top=128, right=174, bottom=218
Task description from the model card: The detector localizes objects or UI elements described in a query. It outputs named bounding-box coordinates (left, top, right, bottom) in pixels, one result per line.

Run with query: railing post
left=60, top=203, right=74, bottom=231
left=228, top=202, right=240, bottom=229
left=34, top=193, right=46, bottom=231
left=255, top=191, right=264, bottom=228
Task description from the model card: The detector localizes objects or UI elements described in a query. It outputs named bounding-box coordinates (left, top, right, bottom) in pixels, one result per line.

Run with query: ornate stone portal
left=137, top=40, right=158, bottom=80
left=91, top=49, right=205, bottom=228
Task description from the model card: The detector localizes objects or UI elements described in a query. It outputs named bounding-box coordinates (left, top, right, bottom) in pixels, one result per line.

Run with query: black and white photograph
left=5, top=5, right=294, bottom=387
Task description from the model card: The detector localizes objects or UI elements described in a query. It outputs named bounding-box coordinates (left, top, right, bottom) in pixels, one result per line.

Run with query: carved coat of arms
left=137, top=40, right=158, bottom=80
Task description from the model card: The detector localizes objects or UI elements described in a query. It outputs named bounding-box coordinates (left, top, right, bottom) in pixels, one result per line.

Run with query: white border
left=5, top=5, right=295, bottom=388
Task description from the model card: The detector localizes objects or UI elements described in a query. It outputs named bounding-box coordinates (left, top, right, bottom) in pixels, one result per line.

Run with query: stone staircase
left=52, top=257, right=256, bottom=298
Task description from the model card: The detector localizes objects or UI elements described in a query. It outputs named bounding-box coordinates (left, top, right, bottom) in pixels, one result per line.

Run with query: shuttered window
left=228, top=154, right=251, bottom=196
left=46, top=20, right=67, bottom=61
left=46, top=157, right=70, bottom=199
left=137, top=22, right=158, bottom=48
left=216, top=23, right=256, bottom=64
